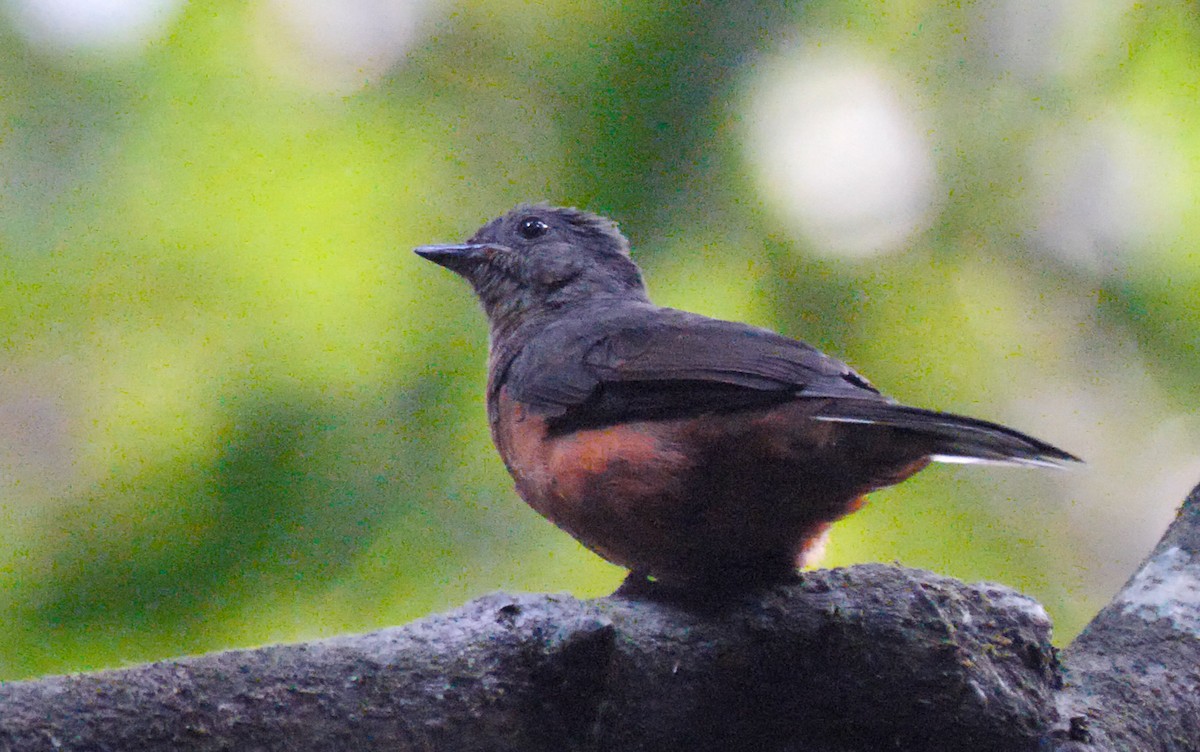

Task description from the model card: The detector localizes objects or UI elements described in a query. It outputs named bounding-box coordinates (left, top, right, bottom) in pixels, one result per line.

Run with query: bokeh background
left=2, top=0, right=1199, bottom=681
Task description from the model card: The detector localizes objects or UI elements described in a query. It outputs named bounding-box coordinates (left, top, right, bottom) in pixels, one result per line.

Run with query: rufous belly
left=490, top=388, right=930, bottom=586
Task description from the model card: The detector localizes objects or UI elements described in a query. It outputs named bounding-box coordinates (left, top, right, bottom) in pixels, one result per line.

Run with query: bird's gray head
left=415, top=204, right=648, bottom=331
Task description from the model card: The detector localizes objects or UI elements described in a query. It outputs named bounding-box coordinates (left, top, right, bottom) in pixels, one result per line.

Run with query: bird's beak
left=414, top=243, right=491, bottom=274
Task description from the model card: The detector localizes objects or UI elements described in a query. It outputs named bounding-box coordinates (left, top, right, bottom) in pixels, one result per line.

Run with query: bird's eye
left=517, top=217, right=550, bottom=240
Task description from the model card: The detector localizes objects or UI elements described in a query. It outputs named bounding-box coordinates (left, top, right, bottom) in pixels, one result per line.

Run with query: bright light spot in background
left=256, top=0, right=437, bottom=94
left=1029, top=119, right=1177, bottom=274
left=976, top=0, right=1135, bottom=84
left=2, top=0, right=183, bottom=55
left=745, top=44, right=938, bottom=259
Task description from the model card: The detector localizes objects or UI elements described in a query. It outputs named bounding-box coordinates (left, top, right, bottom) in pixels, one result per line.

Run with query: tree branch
left=2, top=482, right=1198, bottom=751
left=1052, top=483, right=1200, bottom=751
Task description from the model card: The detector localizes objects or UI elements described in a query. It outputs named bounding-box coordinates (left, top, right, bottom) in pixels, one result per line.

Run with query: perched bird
left=416, top=205, right=1078, bottom=591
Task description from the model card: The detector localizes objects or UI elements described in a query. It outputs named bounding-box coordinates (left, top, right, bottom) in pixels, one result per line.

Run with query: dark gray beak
left=414, top=243, right=490, bottom=274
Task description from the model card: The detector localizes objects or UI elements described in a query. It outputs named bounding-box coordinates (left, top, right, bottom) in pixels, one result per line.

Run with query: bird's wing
left=500, top=305, right=1079, bottom=467
left=503, top=306, right=885, bottom=430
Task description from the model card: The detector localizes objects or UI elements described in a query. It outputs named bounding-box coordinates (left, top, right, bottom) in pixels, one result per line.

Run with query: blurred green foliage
left=2, top=1, right=1199, bottom=680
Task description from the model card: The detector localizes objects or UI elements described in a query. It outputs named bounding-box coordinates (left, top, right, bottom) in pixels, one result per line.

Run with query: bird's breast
left=490, top=388, right=688, bottom=527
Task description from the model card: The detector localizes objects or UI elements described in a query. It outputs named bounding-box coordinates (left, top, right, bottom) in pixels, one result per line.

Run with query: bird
left=415, top=204, right=1078, bottom=593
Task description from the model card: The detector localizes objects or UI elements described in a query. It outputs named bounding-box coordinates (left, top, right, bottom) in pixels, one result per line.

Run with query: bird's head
left=415, top=204, right=648, bottom=329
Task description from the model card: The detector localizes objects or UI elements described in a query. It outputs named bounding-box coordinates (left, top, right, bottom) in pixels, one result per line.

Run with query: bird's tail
left=811, top=401, right=1080, bottom=468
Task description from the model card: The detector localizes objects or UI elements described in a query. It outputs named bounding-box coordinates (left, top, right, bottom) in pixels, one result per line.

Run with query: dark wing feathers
left=504, top=306, right=884, bottom=426
left=582, top=314, right=879, bottom=395
left=500, top=304, right=1078, bottom=467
